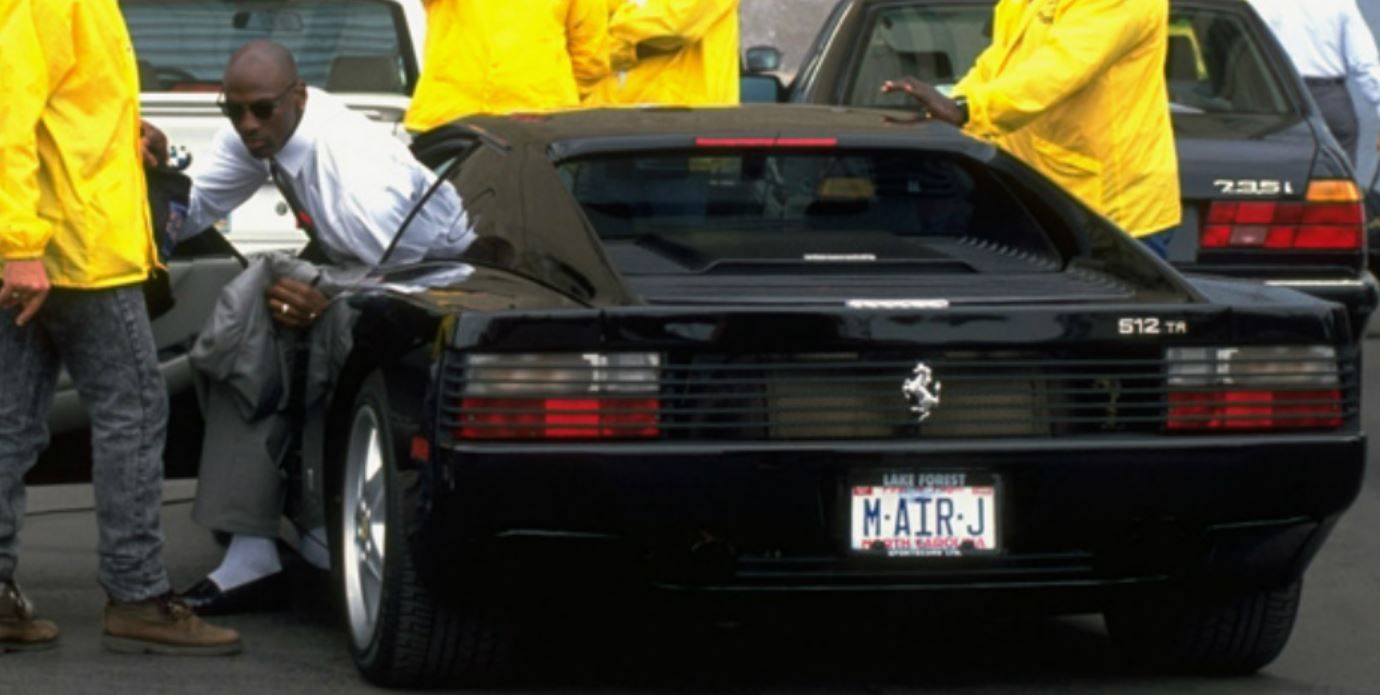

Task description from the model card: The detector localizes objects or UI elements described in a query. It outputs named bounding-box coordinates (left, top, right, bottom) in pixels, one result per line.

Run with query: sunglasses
left=217, top=83, right=296, bottom=122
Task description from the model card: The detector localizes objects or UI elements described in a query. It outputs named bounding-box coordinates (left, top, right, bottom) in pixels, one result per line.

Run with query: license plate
left=850, top=474, right=999, bottom=557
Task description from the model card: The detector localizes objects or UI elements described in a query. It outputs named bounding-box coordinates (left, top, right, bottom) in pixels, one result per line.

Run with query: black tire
left=1104, top=579, right=1302, bottom=675
left=330, top=372, right=513, bottom=687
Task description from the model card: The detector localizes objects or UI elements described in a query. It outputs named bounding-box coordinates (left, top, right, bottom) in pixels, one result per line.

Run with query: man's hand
left=881, top=77, right=965, bottom=126
left=0, top=260, right=51, bottom=327
left=140, top=120, right=168, bottom=168
left=265, top=277, right=329, bottom=329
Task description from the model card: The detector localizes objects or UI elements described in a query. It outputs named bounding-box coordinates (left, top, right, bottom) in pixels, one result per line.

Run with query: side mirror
left=744, top=46, right=783, bottom=74
left=740, top=74, right=785, bottom=103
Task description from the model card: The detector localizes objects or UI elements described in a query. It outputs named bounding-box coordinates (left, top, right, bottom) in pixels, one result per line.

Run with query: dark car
left=284, top=106, right=1363, bottom=686
left=784, top=0, right=1379, bottom=337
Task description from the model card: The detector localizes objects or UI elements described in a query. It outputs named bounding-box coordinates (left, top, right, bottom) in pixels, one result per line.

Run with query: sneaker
left=0, top=580, right=59, bottom=652
left=102, top=592, right=241, bottom=656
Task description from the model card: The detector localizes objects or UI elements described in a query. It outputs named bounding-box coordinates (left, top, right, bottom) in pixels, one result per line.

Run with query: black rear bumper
left=1261, top=275, right=1379, bottom=335
left=417, top=435, right=1364, bottom=598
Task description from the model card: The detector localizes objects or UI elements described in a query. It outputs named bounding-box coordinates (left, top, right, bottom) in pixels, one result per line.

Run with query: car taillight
left=1165, top=346, right=1343, bottom=431
left=694, top=137, right=838, bottom=148
left=1202, top=180, right=1363, bottom=250
left=456, top=353, right=661, bottom=440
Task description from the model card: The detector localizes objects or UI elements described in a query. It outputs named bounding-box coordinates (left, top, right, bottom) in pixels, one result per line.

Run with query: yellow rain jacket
left=404, top=0, right=610, bottom=132
left=954, top=0, right=1181, bottom=237
left=0, top=0, right=157, bottom=288
left=588, top=0, right=740, bottom=106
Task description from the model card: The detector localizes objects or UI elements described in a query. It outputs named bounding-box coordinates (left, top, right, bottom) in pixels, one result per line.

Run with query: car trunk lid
left=1166, top=110, right=1363, bottom=278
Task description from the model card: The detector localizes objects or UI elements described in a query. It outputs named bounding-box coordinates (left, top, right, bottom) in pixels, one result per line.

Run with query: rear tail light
left=1202, top=180, right=1363, bottom=251
left=456, top=353, right=661, bottom=440
left=1165, top=346, right=1343, bottom=431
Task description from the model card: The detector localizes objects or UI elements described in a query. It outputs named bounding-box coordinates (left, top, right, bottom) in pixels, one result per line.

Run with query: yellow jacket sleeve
left=568, top=0, right=610, bottom=97
left=953, top=45, right=998, bottom=100
left=962, top=0, right=1155, bottom=137
left=954, top=0, right=1012, bottom=98
left=608, top=0, right=736, bottom=67
left=0, top=0, right=70, bottom=260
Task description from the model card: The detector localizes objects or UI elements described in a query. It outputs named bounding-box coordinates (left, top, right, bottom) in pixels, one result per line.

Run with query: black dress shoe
left=179, top=574, right=288, bottom=616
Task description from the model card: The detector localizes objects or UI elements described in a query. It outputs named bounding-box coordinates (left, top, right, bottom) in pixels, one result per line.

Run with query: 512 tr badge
left=1118, top=317, right=1188, bottom=336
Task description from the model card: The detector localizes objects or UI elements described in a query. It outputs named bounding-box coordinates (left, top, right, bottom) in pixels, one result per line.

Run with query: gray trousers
left=190, top=256, right=358, bottom=538
left=190, top=372, right=295, bottom=538
left=1307, top=79, right=1359, bottom=166
left=0, top=286, right=172, bottom=602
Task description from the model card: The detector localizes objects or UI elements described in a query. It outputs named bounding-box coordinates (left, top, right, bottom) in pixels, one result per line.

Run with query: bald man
left=157, top=41, right=474, bottom=614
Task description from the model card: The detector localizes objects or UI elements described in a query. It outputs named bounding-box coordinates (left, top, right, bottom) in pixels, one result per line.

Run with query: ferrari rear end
left=368, top=108, right=1365, bottom=679
left=431, top=303, right=1360, bottom=594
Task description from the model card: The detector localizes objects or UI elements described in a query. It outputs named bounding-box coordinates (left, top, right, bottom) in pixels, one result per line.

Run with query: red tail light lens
left=1165, top=346, right=1345, bottom=432
left=1166, top=390, right=1343, bottom=430
left=455, top=353, right=661, bottom=440
left=459, top=397, right=660, bottom=439
left=1202, top=180, right=1363, bottom=251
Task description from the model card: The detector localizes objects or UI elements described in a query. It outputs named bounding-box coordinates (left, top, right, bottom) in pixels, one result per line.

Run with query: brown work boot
left=0, top=580, right=59, bottom=652
left=102, top=592, right=241, bottom=656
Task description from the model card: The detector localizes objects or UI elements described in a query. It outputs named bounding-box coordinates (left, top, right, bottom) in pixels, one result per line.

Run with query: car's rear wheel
left=333, top=373, right=512, bottom=687
left=1104, top=579, right=1302, bottom=675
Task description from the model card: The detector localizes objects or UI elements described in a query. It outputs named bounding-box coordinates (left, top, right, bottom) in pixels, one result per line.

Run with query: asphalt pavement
left=3, top=342, right=1379, bottom=694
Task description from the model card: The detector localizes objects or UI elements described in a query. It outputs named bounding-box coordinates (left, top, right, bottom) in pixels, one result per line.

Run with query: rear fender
left=317, top=297, right=441, bottom=518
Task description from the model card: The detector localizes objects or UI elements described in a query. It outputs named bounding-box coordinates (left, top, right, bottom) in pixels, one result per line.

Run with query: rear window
left=122, top=0, right=412, bottom=95
left=846, top=4, right=1291, bottom=115
left=559, top=150, right=1059, bottom=275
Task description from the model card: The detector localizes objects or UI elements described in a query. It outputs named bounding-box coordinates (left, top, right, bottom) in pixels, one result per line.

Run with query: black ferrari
left=291, top=106, right=1363, bottom=686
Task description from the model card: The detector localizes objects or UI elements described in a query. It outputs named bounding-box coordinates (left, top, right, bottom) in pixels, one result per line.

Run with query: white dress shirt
left=184, top=87, right=473, bottom=266
left=1247, top=0, right=1380, bottom=115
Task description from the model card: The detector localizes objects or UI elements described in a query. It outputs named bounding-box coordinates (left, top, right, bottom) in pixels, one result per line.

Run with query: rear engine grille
left=658, top=353, right=1163, bottom=440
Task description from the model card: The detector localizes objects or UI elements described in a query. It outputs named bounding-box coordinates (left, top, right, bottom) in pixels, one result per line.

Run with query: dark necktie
left=269, top=159, right=322, bottom=247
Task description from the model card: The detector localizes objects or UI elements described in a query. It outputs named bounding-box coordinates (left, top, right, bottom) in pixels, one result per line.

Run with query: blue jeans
left=0, top=286, right=172, bottom=602
left=1139, top=229, right=1174, bottom=260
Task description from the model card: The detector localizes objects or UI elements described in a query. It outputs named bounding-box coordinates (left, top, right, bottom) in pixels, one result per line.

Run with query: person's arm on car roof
left=954, top=0, right=1013, bottom=98
left=960, top=0, right=1155, bottom=138
left=0, top=0, right=67, bottom=261
left=954, top=45, right=1002, bottom=100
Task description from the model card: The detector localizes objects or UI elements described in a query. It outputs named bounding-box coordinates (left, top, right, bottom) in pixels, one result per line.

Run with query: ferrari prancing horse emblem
left=902, top=363, right=942, bottom=423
